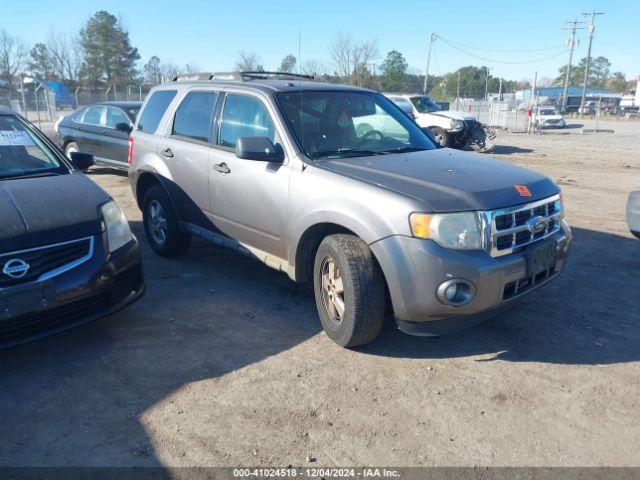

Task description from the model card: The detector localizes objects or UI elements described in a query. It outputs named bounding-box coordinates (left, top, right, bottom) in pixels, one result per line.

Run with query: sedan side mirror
left=69, top=151, right=95, bottom=171
left=115, top=122, right=133, bottom=133
left=236, top=136, right=284, bottom=163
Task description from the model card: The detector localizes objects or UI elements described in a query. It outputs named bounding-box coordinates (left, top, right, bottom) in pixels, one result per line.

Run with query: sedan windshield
left=0, top=115, right=67, bottom=179
left=276, top=91, right=436, bottom=159
left=411, top=96, right=441, bottom=113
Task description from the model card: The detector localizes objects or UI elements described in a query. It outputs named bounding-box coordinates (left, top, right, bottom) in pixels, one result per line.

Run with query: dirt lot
left=1, top=119, right=639, bottom=468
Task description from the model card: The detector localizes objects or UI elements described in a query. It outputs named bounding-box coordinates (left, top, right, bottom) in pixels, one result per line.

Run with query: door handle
left=213, top=162, right=231, bottom=174
left=161, top=147, right=173, bottom=158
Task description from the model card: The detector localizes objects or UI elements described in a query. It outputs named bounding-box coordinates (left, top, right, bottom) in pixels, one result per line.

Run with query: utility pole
left=423, top=32, right=436, bottom=94
left=484, top=67, right=491, bottom=101
left=456, top=70, right=461, bottom=110
left=579, top=11, right=604, bottom=116
left=561, top=19, right=585, bottom=113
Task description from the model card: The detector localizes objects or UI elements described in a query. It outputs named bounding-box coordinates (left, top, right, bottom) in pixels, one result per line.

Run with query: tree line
left=0, top=11, right=633, bottom=99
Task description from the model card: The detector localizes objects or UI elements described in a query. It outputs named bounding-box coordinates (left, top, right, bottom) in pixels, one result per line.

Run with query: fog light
left=436, top=279, right=476, bottom=306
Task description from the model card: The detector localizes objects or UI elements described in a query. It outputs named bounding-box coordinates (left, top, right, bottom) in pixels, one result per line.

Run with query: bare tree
left=329, top=32, right=352, bottom=79
left=0, top=30, right=29, bottom=81
left=329, top=32, right=378, bottom=85
left=143, top=56, right=163, bottom=85
left=47, top=30, right=82, bottom=82
left=300, top=58, right=325, bottom=77
left=183, top=62, right=201, bottom=75
left=235, top=51, right=263, bottom=72
left=159, top=62, right=178, bottom=82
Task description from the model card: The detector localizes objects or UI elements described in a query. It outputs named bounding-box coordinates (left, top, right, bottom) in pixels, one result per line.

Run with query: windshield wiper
left=382, top=146, right=429, bottom=154
left=310, top=148, right=385, bottom=159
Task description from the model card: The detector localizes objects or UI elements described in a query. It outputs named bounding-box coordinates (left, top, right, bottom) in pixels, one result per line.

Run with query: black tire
left=142, top=185, right=192, bottom=257
left=430, top=127, right=450, bottom=147
left=313, top=234, right=386, bottom=347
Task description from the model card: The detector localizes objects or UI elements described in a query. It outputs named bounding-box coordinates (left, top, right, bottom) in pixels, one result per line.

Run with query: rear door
left=101, top=106, right=132, bottom=166
left=74, top=105, right=105, bottom=156
left=156, top=89, right=219, bottom=221
left=208, top=92, right=291, bottom=259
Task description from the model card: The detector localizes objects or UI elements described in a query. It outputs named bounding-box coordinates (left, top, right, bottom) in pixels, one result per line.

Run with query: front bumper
left=370, top=220, right=572, bottom=336
left=0, top=235, right=144, bottom=348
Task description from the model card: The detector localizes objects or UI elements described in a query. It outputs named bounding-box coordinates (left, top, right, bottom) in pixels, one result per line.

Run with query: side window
left=105, top=107, right=130, bottom=128
left=172, top=91, right=218, bottom=142
left=137, top=90, right=177, bottom=133
left=219, top=94, right=276, bottom=148
left=82, top=106, right=104, bottom=125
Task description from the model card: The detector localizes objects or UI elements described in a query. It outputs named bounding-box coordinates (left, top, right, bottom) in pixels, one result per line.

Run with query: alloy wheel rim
left=320, top=256, right=345, bottom=325
left=148, top=200, right=168, bottom=244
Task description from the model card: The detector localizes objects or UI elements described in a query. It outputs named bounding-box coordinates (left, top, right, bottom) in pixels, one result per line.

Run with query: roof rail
left=171, top=72, right=215, bottom=82
left=212, top=71, right=321, bottom=82
left=171, top=71, right=323, bottom=83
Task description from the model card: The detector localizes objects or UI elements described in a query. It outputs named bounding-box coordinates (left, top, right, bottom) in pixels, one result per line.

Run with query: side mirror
left=422, top=127, right=442, bottom=147
left=115, top=122, right=133, bottom=133
left=69, top=151, right=95, bottom=171
left=236, top=136, right=284, bottom=163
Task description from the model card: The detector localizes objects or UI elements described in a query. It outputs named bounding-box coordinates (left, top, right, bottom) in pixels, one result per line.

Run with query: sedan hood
left=319, top=148, right=559, bottom=212
left=0, top=173, right=109, bottom=253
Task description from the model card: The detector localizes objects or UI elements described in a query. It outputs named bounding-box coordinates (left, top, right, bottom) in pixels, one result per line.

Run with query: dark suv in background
left=56, top=101, right=141, bottom=170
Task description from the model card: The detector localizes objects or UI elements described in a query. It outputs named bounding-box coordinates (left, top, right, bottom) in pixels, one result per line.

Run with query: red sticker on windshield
left=515, top=185, right=532, bottom=197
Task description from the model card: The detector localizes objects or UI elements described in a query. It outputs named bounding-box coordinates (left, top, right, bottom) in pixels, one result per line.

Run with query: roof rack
left=171, top=71, right=322, bottom=82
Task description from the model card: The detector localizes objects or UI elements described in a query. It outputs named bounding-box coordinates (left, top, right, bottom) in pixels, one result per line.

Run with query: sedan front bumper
left=370, top=220, right=572, bottom=336
left=0, top=235, right=144, bottom=348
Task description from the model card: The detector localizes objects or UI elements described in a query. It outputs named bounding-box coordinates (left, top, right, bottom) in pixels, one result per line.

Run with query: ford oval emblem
left=2, top=258, right=30, bottom=279
left=527, top=216, right=547, bottom=235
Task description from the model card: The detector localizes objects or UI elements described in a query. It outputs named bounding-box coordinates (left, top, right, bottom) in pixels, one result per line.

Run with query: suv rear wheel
left=313, top=234, right=386, bottom=347
left=142, top=185, right=191, bottom=256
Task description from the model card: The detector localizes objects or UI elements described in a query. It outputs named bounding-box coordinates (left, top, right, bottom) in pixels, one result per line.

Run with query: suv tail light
left=127, top=137, right=134, bottom=165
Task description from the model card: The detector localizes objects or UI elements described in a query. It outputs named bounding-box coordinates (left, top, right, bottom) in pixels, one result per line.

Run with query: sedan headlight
left=101, top=201, right=133, bottom=253
left=410, top=212, right=483, bottom=250
left=450, top=120, right=465, bottom=132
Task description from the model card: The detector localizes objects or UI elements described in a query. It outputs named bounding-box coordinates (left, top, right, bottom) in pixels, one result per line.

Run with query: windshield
left=410, top=96, right=441, bottom=113
left=0, top=114, right=67, bottom=179
left=539, top=108, right=558, bottom=115
left=276, top=91, right=436, bottom=159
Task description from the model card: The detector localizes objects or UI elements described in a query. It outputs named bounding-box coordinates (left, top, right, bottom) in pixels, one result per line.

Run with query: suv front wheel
left=313, top=234, right=386, bottom=347
left=142, top=185, right=192, bottom=256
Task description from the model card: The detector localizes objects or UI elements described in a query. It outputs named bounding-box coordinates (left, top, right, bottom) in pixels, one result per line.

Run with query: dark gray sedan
left=56, top=101, right=141, bottom=171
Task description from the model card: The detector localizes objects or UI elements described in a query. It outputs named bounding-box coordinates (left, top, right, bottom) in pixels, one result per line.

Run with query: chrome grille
left=486, top=195, right=562, bottom=257
left=0, top=237, right=94, bottom=289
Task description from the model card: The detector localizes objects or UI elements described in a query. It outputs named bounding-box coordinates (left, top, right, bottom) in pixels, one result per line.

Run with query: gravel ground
left=1, top=119, right=639, bottom=468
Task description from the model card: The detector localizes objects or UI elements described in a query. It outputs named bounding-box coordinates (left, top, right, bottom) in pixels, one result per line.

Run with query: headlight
left=450, top=120, right=464, bottom=132
left=101, top=201, right=133, bottom=253
left=410, top=212, right=483, bottom=250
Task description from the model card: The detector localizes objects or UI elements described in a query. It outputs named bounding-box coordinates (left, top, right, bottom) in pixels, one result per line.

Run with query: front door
left=208, top=93, right=290, bottom=260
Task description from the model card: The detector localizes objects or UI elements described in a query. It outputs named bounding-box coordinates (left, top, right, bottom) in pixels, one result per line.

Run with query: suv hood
left=431, top=110, right=476, bottom=122
left=0, top=173, right=109, bottom=253
left=319, top=148, right=559, bottom=212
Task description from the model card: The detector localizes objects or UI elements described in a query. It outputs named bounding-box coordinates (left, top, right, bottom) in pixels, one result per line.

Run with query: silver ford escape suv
left=128, top=71, right=572, bottom=347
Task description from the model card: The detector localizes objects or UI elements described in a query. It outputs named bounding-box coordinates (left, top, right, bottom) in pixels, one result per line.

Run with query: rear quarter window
left=137, top=90, right=177, bottom=133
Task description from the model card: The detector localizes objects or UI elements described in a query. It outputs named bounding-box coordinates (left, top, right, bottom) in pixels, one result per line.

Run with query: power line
left=437, top=36, right=569, bottom=65
left=436, top=35, right=567, bottom=54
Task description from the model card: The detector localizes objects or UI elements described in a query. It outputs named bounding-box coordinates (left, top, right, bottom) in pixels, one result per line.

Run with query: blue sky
left=3, top=0, right=638, bottom=82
